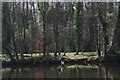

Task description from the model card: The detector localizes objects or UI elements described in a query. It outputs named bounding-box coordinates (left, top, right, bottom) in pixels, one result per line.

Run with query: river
left=2, top=63, right=120, bottom=79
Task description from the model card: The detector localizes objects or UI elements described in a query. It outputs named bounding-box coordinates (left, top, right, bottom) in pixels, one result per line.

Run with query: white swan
left=61, top=60, right=65, bottom=65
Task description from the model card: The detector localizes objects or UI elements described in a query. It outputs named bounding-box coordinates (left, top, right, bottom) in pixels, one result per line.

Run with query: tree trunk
left=98, top=3, right=108, bottom=57
left=43, top=15, right=46, bottom=56
left=75, top=2, right=83, bottom=55
left=11, top=3, right=19, bottom=61
left=108, top=2, right=120, bottom=54
left=97, top=25, right=101, bottom=57
left=54, top=3, right=59, bottom=57
left=3, top=46, right=14, bottom=61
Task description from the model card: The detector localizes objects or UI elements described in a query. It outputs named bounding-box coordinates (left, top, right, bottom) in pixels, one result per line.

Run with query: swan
left=61, top=60, right=65, bottom=65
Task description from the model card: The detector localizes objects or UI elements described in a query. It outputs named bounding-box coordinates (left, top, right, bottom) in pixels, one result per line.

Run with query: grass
left=22, top=52, right=97, bottom=57
left=2, top=52, right=98, bottom=61
left=64, top=52, right=97, bottom=58
left=65, top=65, right=98, bottom=69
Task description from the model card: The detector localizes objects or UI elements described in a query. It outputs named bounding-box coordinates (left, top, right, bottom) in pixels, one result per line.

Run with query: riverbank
left=2, top=55, right=120, bottom=67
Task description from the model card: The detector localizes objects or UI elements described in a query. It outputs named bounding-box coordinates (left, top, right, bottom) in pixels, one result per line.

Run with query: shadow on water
left=2, top=63, right=120, bottom=79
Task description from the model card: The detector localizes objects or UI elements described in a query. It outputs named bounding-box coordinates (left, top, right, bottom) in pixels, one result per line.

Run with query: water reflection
left=2, top=64, right=120, bottom=79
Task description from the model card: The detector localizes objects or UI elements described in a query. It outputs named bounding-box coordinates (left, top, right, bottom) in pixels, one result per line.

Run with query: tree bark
left=98, top=3, right=108, bottom=57
left=108, top=2, right=120, bottom=54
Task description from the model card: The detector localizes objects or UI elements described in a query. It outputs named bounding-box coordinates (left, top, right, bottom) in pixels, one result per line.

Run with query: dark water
left=2, top=64, right=120, bottom=79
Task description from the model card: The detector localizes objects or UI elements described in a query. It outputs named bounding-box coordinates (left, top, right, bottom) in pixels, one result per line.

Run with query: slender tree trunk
left=63, top=30, right=67, bottom=56
left=98, top=3, right=108, bottom=57
left=55, top=14, right=59, bottom=57
left=43, top=12, right=46, bottom=56
left=21, top=2, right=25, bottom=60
left=11, top=3, right=19, bottom=61
left=104, top=3, right=108, bottom=56
left=11, top=33, right=19, bottom=61
left=54, top=3, right=59, bottom=57
left=75, top=2, right=83, bottom=55
left=97, top=25, right=101, bottom=57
